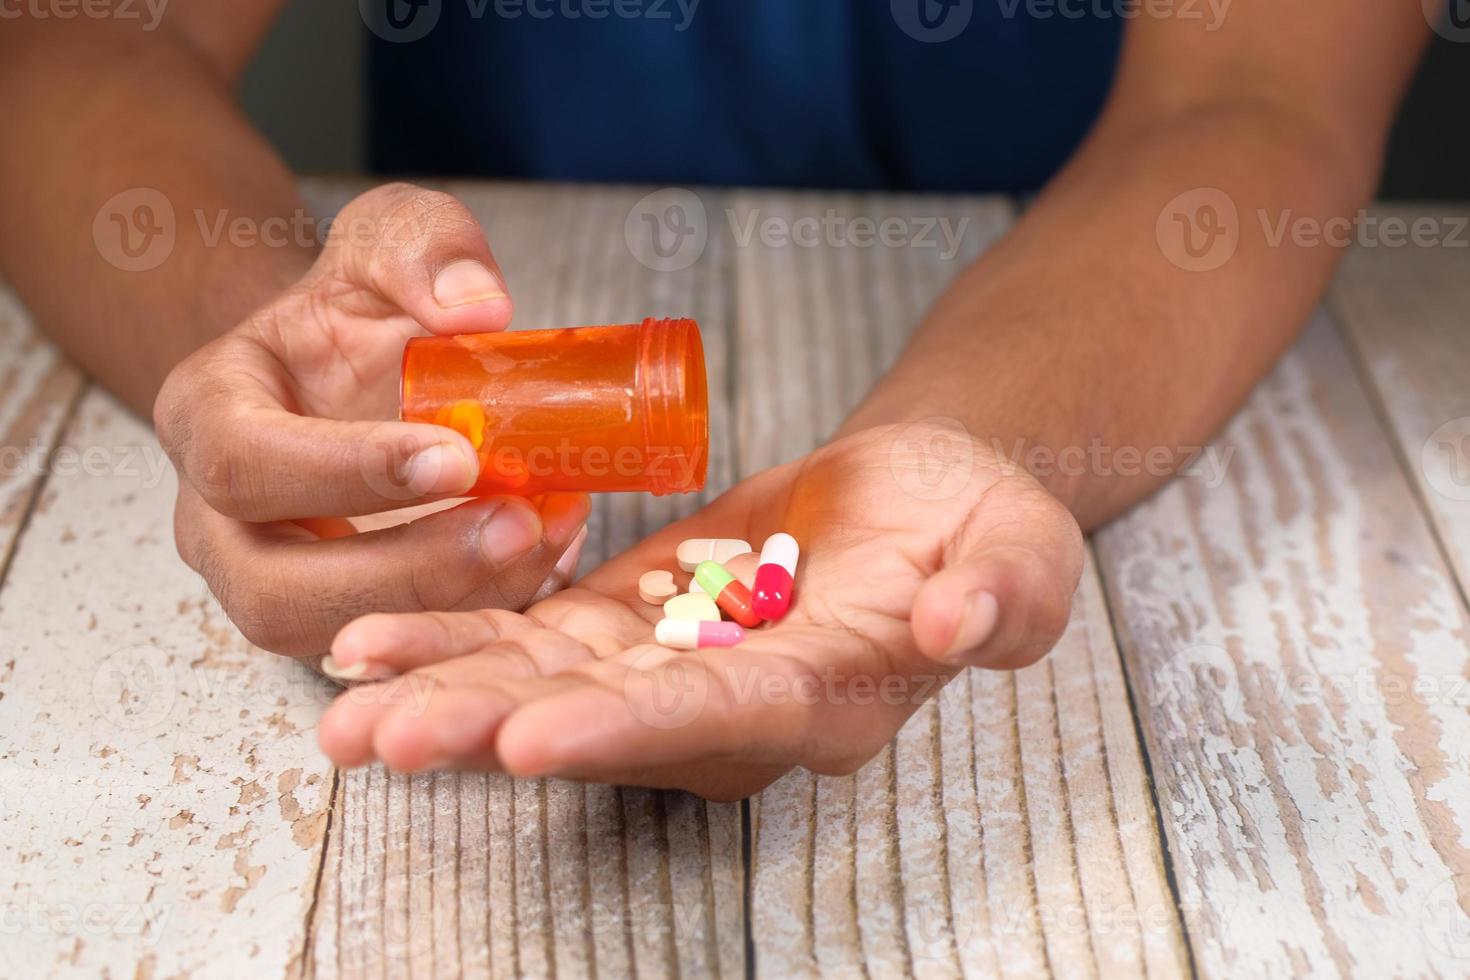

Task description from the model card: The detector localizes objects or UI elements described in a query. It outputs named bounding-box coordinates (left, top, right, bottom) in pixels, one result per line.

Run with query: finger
left=155, top=333, right=483, bottom=521
left=330, top=636, right=657, bottom=774
left=176, top=486, right=589, bottom=657
left=329, top=576, right=635, bottom=677
left=318, top=182, right=514, bottom=334
left=330, top=609, right=539, bottom=677
left=318, top=674, right=442, bottom=768
left=530, top=525, right=588, bottom=603
left=493, top=646, right=827, bottom=778
left=910, top=494, right=1083, bottom=670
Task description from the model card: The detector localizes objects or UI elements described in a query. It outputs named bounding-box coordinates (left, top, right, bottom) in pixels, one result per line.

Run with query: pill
left=677, top=538, right=752, bottom=572
left=694, top=560, right=762, bottom=628
left=690, top=551, right=757, bottom=593
left=656, top=618, right=747, bottom=650
left=753, top=533, right=799, bottom=621
left=664, top=592, right=721, bottom=622
left=638, top=570, right=679, bottom=605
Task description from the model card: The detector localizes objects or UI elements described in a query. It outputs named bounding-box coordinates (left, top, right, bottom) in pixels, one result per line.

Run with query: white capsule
left=655, top=619, right=700, bottom=650
left=758, top=533, right=799, bottom=575
left=655, top=618, right=746, bottom=650
left=676, top=537, right=752, bottom=572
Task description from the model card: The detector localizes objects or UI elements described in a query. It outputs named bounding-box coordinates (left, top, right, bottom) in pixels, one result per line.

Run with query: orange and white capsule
left=694, top=560, right=762, bottom=628
left=753, top=533, right=798, bottom=621
left=655, top=619, right=747, bottom=650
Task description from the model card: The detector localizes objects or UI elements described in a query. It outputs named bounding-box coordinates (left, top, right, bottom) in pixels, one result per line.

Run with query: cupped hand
left=317, top=422, right=1084, bottom=800
left=154, top=183, right=589, bottom=657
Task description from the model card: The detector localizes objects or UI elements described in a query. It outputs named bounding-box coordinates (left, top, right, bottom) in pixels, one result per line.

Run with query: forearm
left=0, top=18, right=313, bottom=416
left=843, top=98, right=1383, bottom=530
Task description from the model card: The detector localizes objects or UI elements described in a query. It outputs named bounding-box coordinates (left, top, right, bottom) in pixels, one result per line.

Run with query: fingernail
left=433, top=260, right=506, bottom=308
left=539, top=492, right=592, bottom=545
left=554, top=526, right=588, bottom=581
left=321, top=655, right=397, bottom=683
left=480, top=501, right=544, bottom=565
left=943, top=591, right=1000, bottom=664
left=406, top=443, right=477, bottom=496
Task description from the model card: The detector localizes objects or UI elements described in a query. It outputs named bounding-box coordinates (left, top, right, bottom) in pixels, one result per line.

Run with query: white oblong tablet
left=676, top=538, right=752, bottom=572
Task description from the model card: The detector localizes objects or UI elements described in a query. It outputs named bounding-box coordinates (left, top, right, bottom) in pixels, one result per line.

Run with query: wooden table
left=1, top=180, right=1468, bottom=978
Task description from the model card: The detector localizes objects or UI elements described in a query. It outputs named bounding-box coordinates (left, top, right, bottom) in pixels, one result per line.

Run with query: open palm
left=318, top=422, right=1083, bottom=800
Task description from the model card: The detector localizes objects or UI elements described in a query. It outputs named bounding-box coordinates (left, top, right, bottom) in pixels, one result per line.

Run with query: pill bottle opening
left=637, top=317, right=709, bottom=496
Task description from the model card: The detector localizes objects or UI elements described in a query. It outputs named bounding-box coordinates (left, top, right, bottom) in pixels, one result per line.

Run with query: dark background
left=240, top=6, right=1470, bottom=199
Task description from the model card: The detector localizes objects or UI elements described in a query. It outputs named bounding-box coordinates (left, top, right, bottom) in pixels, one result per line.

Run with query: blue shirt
left=368, top=0, right=1121, bottom=192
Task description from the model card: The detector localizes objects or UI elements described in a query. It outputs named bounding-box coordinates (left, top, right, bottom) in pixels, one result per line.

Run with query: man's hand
left=315, top=423, right=1083, bottom=800
left=153, top=184, right=590, bottom=658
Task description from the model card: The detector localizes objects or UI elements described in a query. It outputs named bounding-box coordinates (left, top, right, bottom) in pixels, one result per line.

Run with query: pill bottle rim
left=636, top=317, right=708, bottom=496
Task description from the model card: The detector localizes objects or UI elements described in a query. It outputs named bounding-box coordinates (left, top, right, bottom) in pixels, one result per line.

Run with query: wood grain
left=1094, top=312, right=1470, bottom=976
left=1329, top=205, right=1470, bottom=593
left=731, top=190, right=1189, bottom=979
left=0, top=388, right=337, bottom=977
left=0, top=287, right=85, bottom=580
left=307, top=182, right=745, bottom=979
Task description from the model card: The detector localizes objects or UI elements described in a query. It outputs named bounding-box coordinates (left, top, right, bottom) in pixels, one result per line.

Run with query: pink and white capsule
left=753, top=533, right=799, bottom=621
left=655, top=619, right=747, bottom=651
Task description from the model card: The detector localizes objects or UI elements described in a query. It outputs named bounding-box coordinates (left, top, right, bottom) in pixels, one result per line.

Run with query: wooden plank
left=0, top=286, right=86, bottom=579
left=308, top=182, right=745, bottom=978
left=734, top=190, right=1189, bottom=978
left=0, top=387, right=337, bottom=977
left=1094, top=312, right=1470, bottom=976
left=1329, top=204, right=1470, bottom=594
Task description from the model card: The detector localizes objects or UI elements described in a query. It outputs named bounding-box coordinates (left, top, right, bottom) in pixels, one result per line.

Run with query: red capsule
left=694, top=560, right=763, bottom=628
left=753, top=533, right=799, bottom=621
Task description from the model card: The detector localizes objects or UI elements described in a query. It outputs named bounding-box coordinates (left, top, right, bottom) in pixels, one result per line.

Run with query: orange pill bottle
left=401, top=317, right=708, bottom=496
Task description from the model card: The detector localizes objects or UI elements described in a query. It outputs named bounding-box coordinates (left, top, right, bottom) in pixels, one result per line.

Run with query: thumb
left=910, top=495, right=1083, bottom=671
left=321, top=182, right=515, bottom=334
